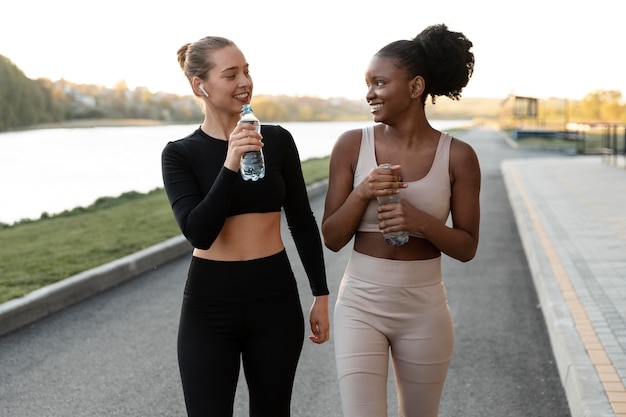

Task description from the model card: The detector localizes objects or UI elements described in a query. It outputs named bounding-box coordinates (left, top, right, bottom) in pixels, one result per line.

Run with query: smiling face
left=364, top=55, right=413, bottom=124
left=203, top=45, right=253, bottom=114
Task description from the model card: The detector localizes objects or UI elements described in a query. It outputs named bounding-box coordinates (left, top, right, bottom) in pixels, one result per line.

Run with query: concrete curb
left=0, top=180, right=328, bottom=338
left=0, top=235, right=192, bottom=337
left=500, top=161, right=614, bottom=417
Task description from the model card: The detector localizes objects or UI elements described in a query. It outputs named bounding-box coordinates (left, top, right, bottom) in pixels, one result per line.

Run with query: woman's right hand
left=224, top=123, right=264, bottom=172
left=359, top=164, right=404, bottom=200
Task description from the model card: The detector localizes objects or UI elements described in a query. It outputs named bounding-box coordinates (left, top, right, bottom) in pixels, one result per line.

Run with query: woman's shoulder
left=261, top=123, right=289, bottom=135
left=260, top=124, right=295, bottom=144
left=162, top=127, right=224, bottom=160
left=448, top=135, right=480, bottom=176
left=448, top=135, right=477, bottom=158
left=165, top=127, right=204, bottom=146
left=333, top=127, right=365, bottom=151
left=260, top=124, right=296, bottom=149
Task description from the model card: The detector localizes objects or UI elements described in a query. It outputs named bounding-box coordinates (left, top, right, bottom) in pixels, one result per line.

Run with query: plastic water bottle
left=377, top=164, right=409, bottom=246
left=238, top=104, right=265, bottom=181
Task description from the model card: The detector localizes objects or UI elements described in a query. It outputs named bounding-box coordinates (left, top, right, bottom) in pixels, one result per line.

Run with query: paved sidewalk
left=502, top=155, right=626, bottom=417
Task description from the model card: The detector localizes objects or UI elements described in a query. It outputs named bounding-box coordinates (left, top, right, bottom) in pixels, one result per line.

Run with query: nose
left=365, top=86, right=375, bottom=102
left=238, top=74, right=252, bottom=87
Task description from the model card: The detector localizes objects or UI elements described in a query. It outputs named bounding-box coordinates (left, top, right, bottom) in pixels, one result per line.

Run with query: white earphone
left=199, top=85, right=209, bottom=97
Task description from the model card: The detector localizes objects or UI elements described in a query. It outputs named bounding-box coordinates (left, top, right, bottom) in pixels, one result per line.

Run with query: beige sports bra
left=354, top=125, right=452, bottom=238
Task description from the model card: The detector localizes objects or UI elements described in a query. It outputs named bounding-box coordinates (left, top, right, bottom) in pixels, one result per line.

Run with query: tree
left=0, top=55, right=65, bottom=130
left=580, top=90, right=625, bottom=123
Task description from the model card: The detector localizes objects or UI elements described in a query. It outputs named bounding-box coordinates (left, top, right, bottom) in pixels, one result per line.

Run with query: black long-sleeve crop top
left=161, top=125, right=329, bottom=296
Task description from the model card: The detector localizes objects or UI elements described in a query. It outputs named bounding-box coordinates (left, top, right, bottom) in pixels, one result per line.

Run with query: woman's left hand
left=377, top=199, right=410, bottom=235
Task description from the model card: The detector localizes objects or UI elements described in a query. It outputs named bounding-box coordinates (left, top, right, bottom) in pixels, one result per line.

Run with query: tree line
left=2, top=54, right=625, bottom=133
left=0, top=55, right=66, bottom=130
left=498, top=90, right=626, bottom=130
left=0, top=55, right=373, bottom=132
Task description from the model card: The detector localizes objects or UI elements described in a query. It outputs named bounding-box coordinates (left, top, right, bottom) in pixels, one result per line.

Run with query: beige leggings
left=334, top=250, right=454, bottom=417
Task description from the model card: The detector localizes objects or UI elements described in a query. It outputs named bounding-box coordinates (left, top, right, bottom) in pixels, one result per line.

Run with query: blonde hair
left=177, top=36, right=236, bottom=83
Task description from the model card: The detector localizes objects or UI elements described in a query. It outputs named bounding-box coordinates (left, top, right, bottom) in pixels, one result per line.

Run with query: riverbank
left=0, top=156, right=330, bottom=303
left=1, top=120, right=471, bottom=225
left=18, top=118, right=174, bottom=131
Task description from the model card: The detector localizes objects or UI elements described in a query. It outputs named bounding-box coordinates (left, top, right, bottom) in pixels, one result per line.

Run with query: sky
left=2, top=0, right=624, bottom=102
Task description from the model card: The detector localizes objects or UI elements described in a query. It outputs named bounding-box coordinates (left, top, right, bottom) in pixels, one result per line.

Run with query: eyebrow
left=220, top=63, right=249, bottom=74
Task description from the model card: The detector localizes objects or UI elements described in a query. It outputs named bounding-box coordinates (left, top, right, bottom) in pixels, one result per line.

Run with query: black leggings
left=177, top=250, right=305, bottom=417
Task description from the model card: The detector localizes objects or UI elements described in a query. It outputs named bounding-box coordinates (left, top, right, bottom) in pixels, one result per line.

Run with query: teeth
left=235, top=93, right=248, bottom=100
left=370, top=104, right=382, bottom=111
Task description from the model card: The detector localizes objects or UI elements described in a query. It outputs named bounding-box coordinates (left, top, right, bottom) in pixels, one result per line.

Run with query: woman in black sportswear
left=161, top=36, right=330, bottom=417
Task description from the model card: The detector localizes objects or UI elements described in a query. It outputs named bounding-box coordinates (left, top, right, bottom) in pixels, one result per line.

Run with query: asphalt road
left=0, top=126, right=571, bottom=417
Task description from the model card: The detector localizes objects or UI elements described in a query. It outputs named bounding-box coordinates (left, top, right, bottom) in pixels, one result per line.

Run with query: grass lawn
left=0, top=157, right=330, bottom=304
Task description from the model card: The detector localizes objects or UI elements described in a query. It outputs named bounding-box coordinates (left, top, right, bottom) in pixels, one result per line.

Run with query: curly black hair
left=376, top=23, right=474, bottom=104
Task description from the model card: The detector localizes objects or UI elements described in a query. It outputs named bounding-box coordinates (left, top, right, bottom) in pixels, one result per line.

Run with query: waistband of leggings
left=345, top=250, right=442, bottom=287
left=186, top=249, right=296, bottom=298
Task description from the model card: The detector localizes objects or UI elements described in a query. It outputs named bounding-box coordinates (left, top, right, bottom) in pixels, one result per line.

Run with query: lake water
left=0, top=120, right=470, bottom=224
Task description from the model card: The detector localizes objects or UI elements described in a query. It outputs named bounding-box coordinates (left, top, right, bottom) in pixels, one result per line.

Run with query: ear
left=192, top=77, right=208, bottom=97
left=410, top=76, right=424, bottom=98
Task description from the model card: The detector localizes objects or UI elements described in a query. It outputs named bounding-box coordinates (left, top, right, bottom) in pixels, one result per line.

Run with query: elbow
left=321, top=231, right=343, bottom=253
left=183, top=230, right=214, bottom=250
left=459, top=253, right=476, bottom=263
left=322, top=232, right=339, bottom=252
left=323, top=234, right=352, bottom=252
left=181, top=220, right=217, bottom=250
left=321, top=225, right=344, bottom=252
left=324, top=239, right=342, bottom=253
left=458, top=244, right=478, bottom=263
left=187, top=237, right=212, bottom=250
left=451, top=231, right=479, bottom=262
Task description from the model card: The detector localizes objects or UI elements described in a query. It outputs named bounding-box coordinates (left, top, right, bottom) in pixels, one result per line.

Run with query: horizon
left=2, top=0, right=624, bottom=102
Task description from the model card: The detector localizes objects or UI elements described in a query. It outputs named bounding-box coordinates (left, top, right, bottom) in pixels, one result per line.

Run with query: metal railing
left=600, top=124, right=626, bottom=167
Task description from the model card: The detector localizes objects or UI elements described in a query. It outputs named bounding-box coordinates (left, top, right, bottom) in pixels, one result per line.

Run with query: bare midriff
left=192, top=212, right=284, bottom=261
left=353, top=232, right=441, bottom=261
